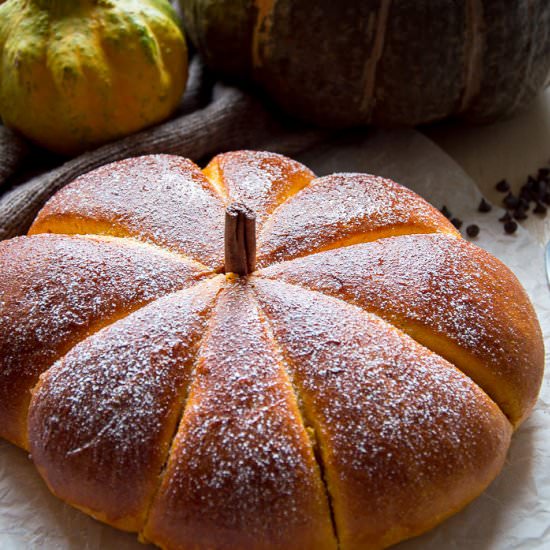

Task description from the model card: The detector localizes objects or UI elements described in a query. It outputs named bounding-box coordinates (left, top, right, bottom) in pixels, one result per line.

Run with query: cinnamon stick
left=225, top=203, right=256, bottom=276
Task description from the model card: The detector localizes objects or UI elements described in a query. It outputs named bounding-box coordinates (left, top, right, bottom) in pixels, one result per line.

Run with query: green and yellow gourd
left=181, top=0, right=550, bottom=128
left=0, top=0, right=187, bottom=155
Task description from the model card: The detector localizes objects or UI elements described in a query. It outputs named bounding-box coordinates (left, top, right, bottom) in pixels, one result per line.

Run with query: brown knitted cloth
left=0, top=58, right=326, bottom=241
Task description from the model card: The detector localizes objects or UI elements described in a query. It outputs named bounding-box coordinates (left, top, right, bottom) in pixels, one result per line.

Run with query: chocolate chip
left=466, top=224, right=480, bottom=238
left=534, top=202, right=547, bottom=215
left=513, top=208, right=528, bottom=221
left=503, top=193, right=520, bottom=210
left=440, top=205, right=452, bottom=219
left=538, top=168, right=549, bottom=181
left=450, top=217, right=463, bottom=229
left=504, top=220, right=518, bottom=234
left=478, top=198, right=492, bottom=213
left=535, top=180, right=547, bottom=198
left=518, top=198, right=530, bottom=212
left=543, top=192, right=550, bottom=205
left=495, top=179, right=510, bottom=192
left=519, top=187, right=534, bottom=202
left=519, top=177, right=549, bottom=206
left=499, top=211, right=512, bottom=223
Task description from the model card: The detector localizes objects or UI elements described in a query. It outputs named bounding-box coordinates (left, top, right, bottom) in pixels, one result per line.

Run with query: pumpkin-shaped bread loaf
left=0, top=152, right=543, bottom=550
left=180, top=0, right=550, bottom=127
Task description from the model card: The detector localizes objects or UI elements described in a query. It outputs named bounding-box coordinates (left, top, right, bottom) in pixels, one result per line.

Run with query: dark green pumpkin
left=180, top=0, right=550, bottom=127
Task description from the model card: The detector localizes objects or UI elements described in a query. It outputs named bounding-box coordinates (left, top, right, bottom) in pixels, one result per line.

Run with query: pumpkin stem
left=224, top=203, right=256, bottom=276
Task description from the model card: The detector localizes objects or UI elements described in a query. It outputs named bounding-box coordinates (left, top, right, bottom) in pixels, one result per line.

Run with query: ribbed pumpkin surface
left=0, top=0, right=187, bottom=154
left=180, top=0, right=550, bottom=127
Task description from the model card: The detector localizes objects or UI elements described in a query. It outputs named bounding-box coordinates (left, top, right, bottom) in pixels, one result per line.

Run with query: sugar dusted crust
left=252, top=278, right=512, bottom=550
left=143, top=281, right=336, bottom=550
left=0, top=233, right=212, bottom=448
left=0, top=151, right=544, bottom=549
left=257, top=172, right=460, bottom=267
left=259, top=233, right=543, bottom=426
left=29, top=155, right=227, bottom=269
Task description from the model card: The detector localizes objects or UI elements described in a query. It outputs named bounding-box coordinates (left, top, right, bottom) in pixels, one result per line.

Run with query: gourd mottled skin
left=181, top=0, right=550, bottom=128
left=0, top=0, right=187, bottom=155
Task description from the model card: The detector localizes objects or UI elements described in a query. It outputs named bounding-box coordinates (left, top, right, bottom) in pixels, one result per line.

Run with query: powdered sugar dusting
left=145, top=281, right=335, bottom=549
left=211, top=151, right=315, bottom=229
left=257, top=172, right=457, bottom=266
left=0, top=233, right=211, bottom=446
left=31, top=155, right=226, bottom=269
left=0, top=153, right=534, bottom=549
left=252, top=277, right=511, bottom=548
left=259, top=233, right=543, bottom=423
left=28, top=278, right=223, bottom=522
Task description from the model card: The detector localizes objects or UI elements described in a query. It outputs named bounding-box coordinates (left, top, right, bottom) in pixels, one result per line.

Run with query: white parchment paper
left=1, top=130, right=548, bottom=549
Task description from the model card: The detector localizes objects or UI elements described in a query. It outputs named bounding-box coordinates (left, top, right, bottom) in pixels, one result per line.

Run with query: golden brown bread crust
left=0, top=233, right=210, bottom=449
left=144, top=281, right=336, bottom=550
left=202, top=150, right=316, bottom=230
left=0, top=151, right=543, bottom=549
left=252, top=278, right=512, bottom=550
left=29, top=155, right=227, bottom=270
left=257, top=172, right=459, bottom=267
left=28, top=278, right=223, bottom=533
left=259, top=233, right=544, bottom=426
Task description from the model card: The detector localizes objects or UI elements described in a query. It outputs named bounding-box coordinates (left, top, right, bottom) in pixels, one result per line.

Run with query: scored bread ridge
left=143, top=281, right=337, bottom=550
left=256, top=171, right=459, bottom=267
left=258, top=233, right=544, bottom=426
left=0, top=151, right=540, bottom=549
left=28, top=277, right=225, bottom=534
left=0, top=233, right=214, bottom=449
left=29, top=155, right=229, bottom=270
left=252, top=277, right=512, bottom=550
left=27, top=152, right=458, bottom=272
left=202, top=150, right=316, bottom=230
left=251, top=292, right=341, bottom=548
